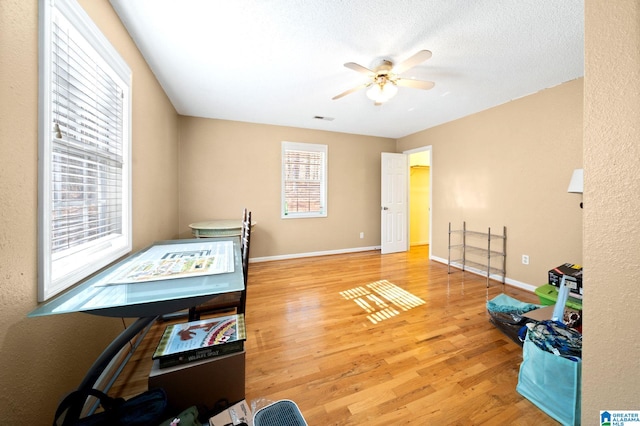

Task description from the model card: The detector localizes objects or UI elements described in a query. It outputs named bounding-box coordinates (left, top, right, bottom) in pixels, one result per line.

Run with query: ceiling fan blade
left=393, top=50, right=432, bottom=75
left=396, top=78, right=435, bottom=90
left=332, top=83, right=370, bottom=100
left=344, top=62, right=374, bottom=75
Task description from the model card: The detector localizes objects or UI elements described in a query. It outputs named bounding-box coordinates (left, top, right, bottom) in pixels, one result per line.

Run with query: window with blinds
left=281, top=142, right=327, bottom=218
left=38, top=0, right=132, bottom=301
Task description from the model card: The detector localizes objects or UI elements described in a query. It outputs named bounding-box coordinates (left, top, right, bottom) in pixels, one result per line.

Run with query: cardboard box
left=149, top=350, right=245, bottom=413
left=548, top=263, right=583, bottom=295
left=209, top=399, right=253, bottom=426
left=522, top=305, right=556, bottom=321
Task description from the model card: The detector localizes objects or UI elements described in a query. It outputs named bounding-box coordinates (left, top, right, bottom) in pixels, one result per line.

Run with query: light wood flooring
left=111, top=245, right=557, bottom=425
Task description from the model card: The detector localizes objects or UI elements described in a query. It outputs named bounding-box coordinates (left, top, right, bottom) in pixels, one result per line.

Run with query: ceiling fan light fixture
left=366, top=81, right=398, bottom=103
left=333, top=50, right=433, bottom=103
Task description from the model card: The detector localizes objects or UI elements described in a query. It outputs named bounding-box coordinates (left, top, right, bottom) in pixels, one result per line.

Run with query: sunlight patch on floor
left=339, top=280, right=426, bottom=324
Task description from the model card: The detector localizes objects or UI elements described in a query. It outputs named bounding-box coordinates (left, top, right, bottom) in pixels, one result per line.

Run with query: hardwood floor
left=111, top=245, right=557, bottom=425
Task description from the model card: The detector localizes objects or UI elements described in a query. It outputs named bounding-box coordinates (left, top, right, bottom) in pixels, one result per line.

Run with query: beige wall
left=0, top=0, right=179, bottom=422
left=177, top=116, right=396, bottom=258
left=583, top=0, right=640, bottom=420
left=398, top=79, right=584, bottom=289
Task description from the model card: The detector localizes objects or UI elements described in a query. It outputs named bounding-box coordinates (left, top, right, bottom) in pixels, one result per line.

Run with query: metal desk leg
left=63, top=316, right=158, bottom=424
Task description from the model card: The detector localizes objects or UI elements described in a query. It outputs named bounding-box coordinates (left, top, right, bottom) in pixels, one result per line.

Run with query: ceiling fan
left=332, top=50, right=435, bottom=105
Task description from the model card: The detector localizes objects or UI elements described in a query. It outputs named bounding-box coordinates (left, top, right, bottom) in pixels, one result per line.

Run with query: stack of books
left=153, top=314, right=246, bottom=369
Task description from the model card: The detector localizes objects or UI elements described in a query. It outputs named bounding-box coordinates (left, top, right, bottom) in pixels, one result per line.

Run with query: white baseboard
left=430, top=255, right=537, bottom=293
left=252, top=250, right=537, bottom=294
left=251, top=245, right=381, bottom=263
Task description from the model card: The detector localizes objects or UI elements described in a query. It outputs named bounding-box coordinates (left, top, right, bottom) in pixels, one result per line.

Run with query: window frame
left=281, top=141, right=328, bottom=219
left=37, top=0, right=132, bottom=302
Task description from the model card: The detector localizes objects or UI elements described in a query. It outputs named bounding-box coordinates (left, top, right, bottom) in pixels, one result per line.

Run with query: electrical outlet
left=359, top=232, right=364, bottom=239
left=522, top=255, right=530, bottom=265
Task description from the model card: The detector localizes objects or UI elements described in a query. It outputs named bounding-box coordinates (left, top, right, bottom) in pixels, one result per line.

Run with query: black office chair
left=187, top=209, right=252, bottom=321
left=238, top=210, right=251, bottom=315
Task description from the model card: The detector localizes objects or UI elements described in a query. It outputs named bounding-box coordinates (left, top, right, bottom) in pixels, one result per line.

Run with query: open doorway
left=405, top=146, right=432, bottom=257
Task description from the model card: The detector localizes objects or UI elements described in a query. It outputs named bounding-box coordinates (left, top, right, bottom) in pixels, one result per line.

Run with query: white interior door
left=381, top=152, right=408, bottom=254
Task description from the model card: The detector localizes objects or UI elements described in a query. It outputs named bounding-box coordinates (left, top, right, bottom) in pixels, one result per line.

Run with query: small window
left=281, top=142, right=327, bottom=218
left=38, top=0, right=132, bottom=301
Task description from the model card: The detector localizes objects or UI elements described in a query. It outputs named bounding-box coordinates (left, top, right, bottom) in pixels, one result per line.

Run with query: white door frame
left=404, top=145, right=433, bottom=259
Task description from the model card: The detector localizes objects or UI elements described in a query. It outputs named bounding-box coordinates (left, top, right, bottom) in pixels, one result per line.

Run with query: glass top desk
left=28, top=237, right=244, bottom=416
left=28, top=237, right=244, bottom=319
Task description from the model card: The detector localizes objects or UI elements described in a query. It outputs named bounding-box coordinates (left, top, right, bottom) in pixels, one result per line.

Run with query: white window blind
left=281, top=142, right=327, bottom=218
left=38, top=0, right=132, bottom=301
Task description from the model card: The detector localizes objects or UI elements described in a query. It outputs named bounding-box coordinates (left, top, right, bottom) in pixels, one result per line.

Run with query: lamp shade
left=567, top=168, right=583, bottom=193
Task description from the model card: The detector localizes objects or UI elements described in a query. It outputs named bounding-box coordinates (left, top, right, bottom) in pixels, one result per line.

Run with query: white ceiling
left=109, top=0, right=584, bottom=139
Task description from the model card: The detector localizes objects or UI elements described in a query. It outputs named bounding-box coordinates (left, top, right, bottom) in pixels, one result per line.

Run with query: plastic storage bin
left=535, top=284, right=582, bottom=310
left=486, top=293, right=541, bottom=346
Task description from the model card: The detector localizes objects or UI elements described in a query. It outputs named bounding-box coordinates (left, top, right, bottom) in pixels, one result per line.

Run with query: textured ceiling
left=109, top=0, right=584, bottom=139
